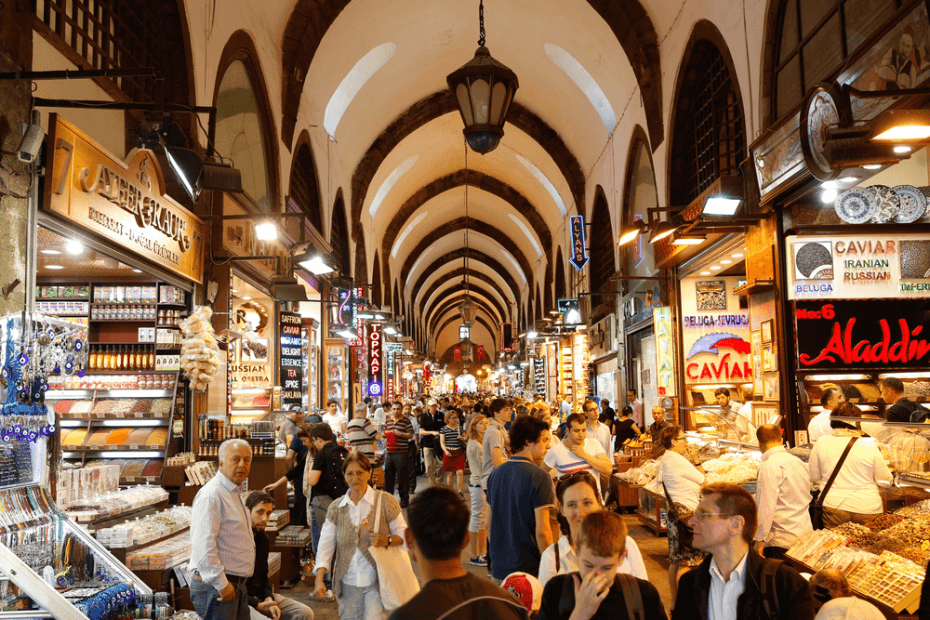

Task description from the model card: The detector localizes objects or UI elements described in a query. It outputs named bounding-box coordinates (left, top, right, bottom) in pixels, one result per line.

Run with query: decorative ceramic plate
left=870, top=185, right=900, bottom=223
left=892, top=185, right=927, bottom=223
left=835, top=187, right=877, bottom=224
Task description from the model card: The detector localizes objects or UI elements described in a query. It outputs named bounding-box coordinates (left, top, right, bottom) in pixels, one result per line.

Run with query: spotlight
left=294, top=246, right=335, bottom=275
left=65, top=240, right=84, bottom=254
left=255, top=223, right=278, bottom=241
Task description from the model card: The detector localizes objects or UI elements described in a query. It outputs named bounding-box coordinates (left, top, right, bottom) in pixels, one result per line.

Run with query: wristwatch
left=385, top=535, right=392, bottom=548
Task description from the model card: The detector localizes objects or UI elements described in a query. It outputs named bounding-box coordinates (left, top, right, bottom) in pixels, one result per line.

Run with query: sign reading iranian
left=279, top=312, right=303, bottom=409
left=680, top=275, right=752, bottom=384
left=794, top=299, right=930, bottom=370
left=787, top=235, right=930, bottom=300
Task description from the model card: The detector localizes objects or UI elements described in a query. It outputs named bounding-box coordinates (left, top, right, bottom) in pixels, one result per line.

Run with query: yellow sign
left=44, top=115, right=205, bottom=283
left=654, top=306, right=676, bottom=397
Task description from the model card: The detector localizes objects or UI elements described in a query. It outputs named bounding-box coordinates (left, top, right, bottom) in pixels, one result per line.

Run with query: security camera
left=17, top=111, right=44, bottom=164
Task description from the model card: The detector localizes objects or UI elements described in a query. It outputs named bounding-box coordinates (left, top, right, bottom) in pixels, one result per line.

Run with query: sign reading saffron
left=794, top=299, right=930, bottom=369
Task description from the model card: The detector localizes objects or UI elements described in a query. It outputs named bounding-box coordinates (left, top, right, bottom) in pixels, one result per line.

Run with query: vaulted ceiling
left=274, top=0, right=663, bottom=356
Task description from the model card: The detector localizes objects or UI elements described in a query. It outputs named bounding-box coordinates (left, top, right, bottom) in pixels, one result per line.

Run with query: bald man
left=754, top=424, right=812, bottom=559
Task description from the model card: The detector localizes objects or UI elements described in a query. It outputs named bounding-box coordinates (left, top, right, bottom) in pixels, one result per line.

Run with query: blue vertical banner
left=569, top=215, right=589, bottom=270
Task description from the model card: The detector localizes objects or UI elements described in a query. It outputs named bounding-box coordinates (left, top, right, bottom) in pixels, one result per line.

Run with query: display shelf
left=733, top=278, right=775, bottom=296
left=66, top=498, right=169, bottom=528
left=636, top=487, right=667, bottom=536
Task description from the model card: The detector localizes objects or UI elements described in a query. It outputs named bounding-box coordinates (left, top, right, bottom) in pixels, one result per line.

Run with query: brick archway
left=416, top=268, right=514, bottom=320
left=435, top=315, right=499, bottom=352
left=407, top=249, right=523, bottom=312
left=427, top=292, right=502, bottom=335
left=424, top=284, right=508, bottom=332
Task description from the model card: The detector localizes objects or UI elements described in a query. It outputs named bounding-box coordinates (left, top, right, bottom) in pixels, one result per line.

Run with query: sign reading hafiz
left=44, top=114, right=205, bottom=283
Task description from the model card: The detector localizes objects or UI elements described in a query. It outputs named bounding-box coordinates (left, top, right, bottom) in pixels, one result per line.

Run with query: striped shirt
left=188, top=472, right=255, bottom=590
left=542, top=438, right=606, bottom=492
left=346, top=417, right=378, bottom=459
left=384, top=417, right=413, bottom=453
left=440, top=425, right=464, bottom=451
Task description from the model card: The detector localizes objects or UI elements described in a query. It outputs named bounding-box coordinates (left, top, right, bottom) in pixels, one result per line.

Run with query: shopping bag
left=367, top=491, right=420, bottom=609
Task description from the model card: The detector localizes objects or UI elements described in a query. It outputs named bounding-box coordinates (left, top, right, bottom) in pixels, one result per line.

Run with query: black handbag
left=662, top=482, right=696, bottom=551
left=810, top=437, right=857, bottom=529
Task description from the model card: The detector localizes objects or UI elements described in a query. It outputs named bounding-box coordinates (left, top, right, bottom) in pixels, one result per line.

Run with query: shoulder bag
left=662, top=481, right=696, bottom=552
left=367, top=491, right=420, bottom=610
left=810, top=437, right=858, bottom=530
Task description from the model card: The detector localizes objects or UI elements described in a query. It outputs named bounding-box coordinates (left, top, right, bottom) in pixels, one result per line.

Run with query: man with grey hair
left=346, top=401, right=379, bottom=461
left=190, top=438, right=255, bottom=620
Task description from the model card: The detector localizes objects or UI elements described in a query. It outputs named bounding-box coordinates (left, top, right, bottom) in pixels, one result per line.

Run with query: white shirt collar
left=710, top=551, right=749, bottom=585
left=339, top=485, right=377, bottom=508
left=216, top=472, right=239, bottom=492
left=761, top=445, right=787, bottom=461
left=558, top=535, right=574, bottom=558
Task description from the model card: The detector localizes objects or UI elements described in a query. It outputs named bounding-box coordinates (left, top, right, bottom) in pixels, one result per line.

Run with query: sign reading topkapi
left=44, top=114, right=205, bottom=283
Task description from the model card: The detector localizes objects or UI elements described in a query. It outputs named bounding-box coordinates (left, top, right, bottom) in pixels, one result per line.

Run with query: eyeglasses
left=692, top=511, right=735, bottom=522
left=584, top=407, right=598, bottom=413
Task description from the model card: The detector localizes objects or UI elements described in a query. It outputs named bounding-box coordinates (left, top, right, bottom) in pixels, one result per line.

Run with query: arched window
left=555, top=250, right=566, bottom=302
left=589, top=191, right=615, bottom=295
left=624, top=135, right=659, bottom=277
left=669, top=36, right=746, bottom=206
left=772, top=0, right=903, bottom=123
left=289, top=142, right=323, bottom=232
left=215, top=57, right=275, bottom=210
left=371, top=254, right=383, bottom=308
left=354, top=230, right=367, bottom=285
left=330, top=196, right=351, bottom=277
left=535, top=285, right=543, bottom=324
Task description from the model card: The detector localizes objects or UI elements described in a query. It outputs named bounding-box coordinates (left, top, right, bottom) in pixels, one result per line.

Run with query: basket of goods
left=179, top=307, right=221, bottom=392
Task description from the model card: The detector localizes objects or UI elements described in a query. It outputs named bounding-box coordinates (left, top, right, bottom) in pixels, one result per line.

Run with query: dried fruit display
left=865, top=513, right=904, bottom=532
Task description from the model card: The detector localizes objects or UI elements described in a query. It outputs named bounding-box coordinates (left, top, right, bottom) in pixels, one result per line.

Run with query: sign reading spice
left=279, top=312, right=303, bottom=409
left=44, top=115, right=205, bottom=283
left=794, top=299, right=930, bottom=370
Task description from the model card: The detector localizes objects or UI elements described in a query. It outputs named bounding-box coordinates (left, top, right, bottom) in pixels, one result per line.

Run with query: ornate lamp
left=459, top=295, right=477, bottom=327
left=446, top=0, right=519, bottom=154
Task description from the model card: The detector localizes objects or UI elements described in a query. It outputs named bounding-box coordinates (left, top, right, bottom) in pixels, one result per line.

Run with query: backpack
left=758, top=557, right=782, bottom=620
left=909, top=403, right=930, bottom=423
left=558, top=573, right=643, bottom=620
left=318, top=443, right=349, bottom=498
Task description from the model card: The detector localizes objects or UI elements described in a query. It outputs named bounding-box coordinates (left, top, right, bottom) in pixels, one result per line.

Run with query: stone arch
left=425, top=284, right=507, bottom=332
left=393, top=281, right=400, bottom=318
left=589, top=186, right=615, bottom=295
left=214, top=30, right=281, bottom=212
left=288, top=130, right=324, bottom=233
left=666, top=20, right=747, bottom=207
left=371, top=253, right=383, bottom=307
left=397, top=219, right=534, bottom=289
left=330, top=191, right=351, bottom=276
left=403, top=249, right=523, bottom=311
left=280, top=1, right=663, bottom=155
left=358, top=94, right=581, bottom=242
left=354, top=229, right=367, bottom=283
left=435, top=315, right=498, bottom=351
left=416, top=269, right=514, bottom=320
left=555, top=250, right=566, bottom=302
left=427, top=293, right=502, bottom=336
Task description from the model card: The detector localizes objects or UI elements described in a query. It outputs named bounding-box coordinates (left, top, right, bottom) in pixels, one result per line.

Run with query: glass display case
left=679, top=405, right=760, bottom=447
left=324, top=341, right=347, bottom=412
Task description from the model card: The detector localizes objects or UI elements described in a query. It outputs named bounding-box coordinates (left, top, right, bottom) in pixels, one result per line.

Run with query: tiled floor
left=259, top=476, right=675, bottom=619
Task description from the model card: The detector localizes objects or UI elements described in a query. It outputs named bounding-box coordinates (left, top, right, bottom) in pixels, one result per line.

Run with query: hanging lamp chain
left=464, top=142, right=469, bottom=295
left=478, top=0, right=486, bottom=47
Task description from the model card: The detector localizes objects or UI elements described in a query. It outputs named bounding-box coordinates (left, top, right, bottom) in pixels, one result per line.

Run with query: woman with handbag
left=314, top=452, right=413, bottom=620
left=440, top=409, right=466, bottom=496
left=809, top=403, right=893, bottom=528
left=655, top=424, right=706, bottom=603
left=537, top=471, right=647, bottom=589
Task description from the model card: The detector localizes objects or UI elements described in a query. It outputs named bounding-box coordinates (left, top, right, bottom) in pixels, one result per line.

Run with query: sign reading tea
left=279, top=312, right=303, bottom=408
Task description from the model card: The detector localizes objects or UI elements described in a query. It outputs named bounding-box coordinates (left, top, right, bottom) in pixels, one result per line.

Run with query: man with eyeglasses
left=672, top=482, right=815, bottom=620
left=582, top=399, right=614, bottom=463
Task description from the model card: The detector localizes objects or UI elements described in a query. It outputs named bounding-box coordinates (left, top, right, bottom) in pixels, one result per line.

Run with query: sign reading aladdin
left=44, top=115, right=205, bottom=283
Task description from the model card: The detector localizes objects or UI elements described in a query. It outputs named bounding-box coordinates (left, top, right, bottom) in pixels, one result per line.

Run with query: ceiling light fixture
left=710, top=265, right=722, bottom=270
left=863, top=164, right=883, bottom=170
left=294, top=246, right=335, bottom=275
left=46, top=265, right=64, bottom=270
left=648, top=220, right=677, bottom=244
left=671, top=234, right=706, bottom=246
left=869, top=108, right=930, bottom=141
left=255, top=222, right=278, bottom=241
left=894, top=145, right=913, bottom=154
left=446, top=0, right=519, bottom=154
left=700, top=271, right=712, bottom=275
left=132, top=269, right=143, bottom=273
left=65, top=240, right=84, bottom=254
left=838, top=176, right=859, bottom=183
left=732, top=253, right=744, bottom=258
left=617, top=220, right=647, bottom=245
left=821, top=188, right=838, bottom=203
left=40, top=249, right=60, bottom=255
left=702, top=196, right=742, bottom=216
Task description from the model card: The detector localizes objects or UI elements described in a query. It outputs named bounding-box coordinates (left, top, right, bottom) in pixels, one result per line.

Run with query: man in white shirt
left=753, top=425, right=812, bottom=560
left=808, top=387, right=843, bottom=444
left=628, top=389, right=644, bottom=428
left=672, top=482, right=815, bottom=620
left=322, top=400, right=347, bottom=439
left=715, top=388, right=750, bottom=443
left=559, top=394, right=572, bottom=421
left=542, top=413, right=612, bottom=494
left=582, top=398, right=613, bottom=462
left=371, top=400, right=386, bottom=434
left=189, top=439, right=256, bottom=620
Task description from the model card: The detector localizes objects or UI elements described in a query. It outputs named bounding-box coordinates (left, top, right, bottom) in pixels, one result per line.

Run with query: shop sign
left=569, top=216, right=589, bottom=270
left=787, top=235, right=930, bottom=300
left=336, top=288, right=364, bottom=347
left=279, top=312, right=303, bottom=409
left=680, top=275, right=751, bottom=385
left=385, top=343, right=401, bottom=402
left=44, top=115, right=205, bottom=283
left=654, top=306, right=676, bottom=397
left=533, top=358, right=546, bottom=395
left=794, top=299, right=930, bottom=370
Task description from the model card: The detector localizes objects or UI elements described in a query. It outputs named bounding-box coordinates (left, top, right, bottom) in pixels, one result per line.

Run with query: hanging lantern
left=459, top=295, right=477, bottom=327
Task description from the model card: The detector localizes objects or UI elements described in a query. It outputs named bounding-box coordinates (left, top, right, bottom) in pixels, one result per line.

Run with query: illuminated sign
left=279, top=312, right=303, bottom=409
left=569, top=216, right=588, bottom=270
left=653, top=306, right=676, bottom=397
left=369, top=323, right=382, bottom=381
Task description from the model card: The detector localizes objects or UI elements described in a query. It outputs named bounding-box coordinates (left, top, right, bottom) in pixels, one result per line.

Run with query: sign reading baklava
left=279, top=311, right=303, bottom=409
left=44, top=114, right=205, bottom=283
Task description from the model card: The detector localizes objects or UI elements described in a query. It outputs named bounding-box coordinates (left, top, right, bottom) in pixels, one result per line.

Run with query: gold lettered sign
left=43, top=114, right=205, bottom=283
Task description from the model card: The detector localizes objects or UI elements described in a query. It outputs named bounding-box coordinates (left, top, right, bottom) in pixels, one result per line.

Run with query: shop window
left=555, top=250, right=567, bottom=301
left=289, top=143, right=323, bottom=233
left=355, top=230, right=367, bottom=284
left=589, top=192, right=615, bottom=295
left=772, top=0, right=902, bottom=122
left=330, top=196, right=351, bottom=277
left=371, top=254, right=382, bottom=307
left=683, top=45, right=745, bottom=203
left=215, top=60, right=274, bottom=211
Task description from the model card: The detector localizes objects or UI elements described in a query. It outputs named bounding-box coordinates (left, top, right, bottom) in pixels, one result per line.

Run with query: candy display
left=126, top=530, right=191, bottom=570
left=63, top=485, right=169, bottom=523
left=275, top=525, right=311, bottom=546
left=97, top=505, right=192, bottom=549
left=179, top=306, right=220, bottom=392
left=616, top=459, right=659, bottom=486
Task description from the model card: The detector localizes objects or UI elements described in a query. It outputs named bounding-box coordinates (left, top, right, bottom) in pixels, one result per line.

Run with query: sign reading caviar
left=279, top=312, right=303, bottom=409
left=794, top=299, right=930, bottom=370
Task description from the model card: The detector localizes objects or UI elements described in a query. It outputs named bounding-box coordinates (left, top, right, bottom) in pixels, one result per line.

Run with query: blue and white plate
left=835, top=187, right=877, bottom=224
left=870, top=185, right=900, bottom=223
left=893, top=184, right=927, bottom=223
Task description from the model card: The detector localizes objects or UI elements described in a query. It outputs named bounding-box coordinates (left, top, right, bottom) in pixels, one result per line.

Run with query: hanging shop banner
left=44, top=115, right=205, bottom=283
left=454, top=346, right=462, bottom=361
left=653, top=306, right=677, bottom=397
left=794, top=299, right=930, bottom=370
left=476, top=345, right=486, bottom=361
left=569, top=215, right=589, bottom=270
left=680, top=276, right=752, bottom=384
left=368, top=323, right=382, bottom=397
left=279, top=312, right=303, bottom=409
left=385, top=343, right=401, bottom=401
left=533, top=357, right=546, bottom=396
left=787, top=235, right=930, bottom=300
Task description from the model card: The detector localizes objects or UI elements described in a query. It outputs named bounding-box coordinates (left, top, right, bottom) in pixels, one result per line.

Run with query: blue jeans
left=336, top=583, right=383, bottom=620
left=190, top=579, right=249, bottom=620
left=309, top=508, right=332, bottom=590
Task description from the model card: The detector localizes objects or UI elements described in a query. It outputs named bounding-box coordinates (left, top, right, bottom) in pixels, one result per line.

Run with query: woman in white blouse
left=655, top=424, right=706, bottom=602
left=809, top=403, right=893, bottom=528
left=537, top=471, right=647, bottom=589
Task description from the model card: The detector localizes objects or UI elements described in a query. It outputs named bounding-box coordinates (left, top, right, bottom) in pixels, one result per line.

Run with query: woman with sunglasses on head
left=656, top=424, right=706, bottom=603
left=537, top=471, right=646, bottom=589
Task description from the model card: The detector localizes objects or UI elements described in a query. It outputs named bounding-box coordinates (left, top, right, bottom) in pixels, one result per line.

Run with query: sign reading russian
left=569, top=216, right=589, bottom=270
left=44, top=114, right=205, bottom=282
left=794, top=299, right=930, bottom=370
left=279, top=312, right=303, bottom=409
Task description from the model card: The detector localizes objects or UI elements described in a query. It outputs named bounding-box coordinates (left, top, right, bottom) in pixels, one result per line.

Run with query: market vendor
left=715, top=388, right=751, bottom=442
left=647, top=406, right=670, bottom=442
